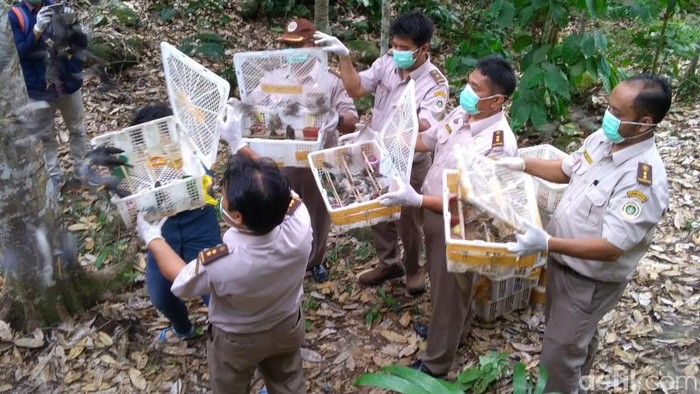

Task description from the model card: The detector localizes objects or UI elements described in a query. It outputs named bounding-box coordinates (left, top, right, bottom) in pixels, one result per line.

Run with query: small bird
left=286, top=125, right=295, bottom=140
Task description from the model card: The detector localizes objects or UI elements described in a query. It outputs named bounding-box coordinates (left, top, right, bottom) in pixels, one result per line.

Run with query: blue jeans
left=146, top=205, right=221, bottom=335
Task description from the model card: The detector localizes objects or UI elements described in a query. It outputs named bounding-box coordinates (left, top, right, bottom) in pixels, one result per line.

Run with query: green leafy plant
left=179, top=32, right=228, bottom=60
left=376, top=288, right=401, bottom=313
left=356, top=351, right=548, bottom=393
left=456, top=351, right=510, bottom=393
left=356, top=365, right=465, bottom=393
left=365, top=303, right=380, bottom=327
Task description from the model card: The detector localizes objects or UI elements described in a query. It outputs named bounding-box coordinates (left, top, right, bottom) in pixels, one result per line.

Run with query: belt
left=553, top=259, right=596, bottom=282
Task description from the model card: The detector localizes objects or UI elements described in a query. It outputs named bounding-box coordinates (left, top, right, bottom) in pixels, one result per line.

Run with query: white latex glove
left=313, top=31, right=350, bottom=57
left=63, top=6, right=74, bottom=14
left=34, top=7, right=54, bottom=34
left=379, top=176, right=423, bottom=208
left=218, top=98, right=246, bottom=153
left=136, top=213, right=167, bottom=246
left=495, top=157, right=526, bottom=171
left=507, top=224, right=551, bottom=257
left=338, top=123, right=379, bottom=146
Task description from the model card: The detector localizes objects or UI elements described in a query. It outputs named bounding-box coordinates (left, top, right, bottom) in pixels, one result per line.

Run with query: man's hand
left=507, top=224, right=551, bottom=257
left=34, top=7, right=54, bottom=34
left=338, top=123, right=379, bottom=146
left=313, top=32, right=350, bottom=57
left=379, top=176, right=423, bottom=208
left=218, top=98, right=246, bottom=153
left=136, top=213, right=166, bottom=246
left=495, top=157, right=526, bottom=171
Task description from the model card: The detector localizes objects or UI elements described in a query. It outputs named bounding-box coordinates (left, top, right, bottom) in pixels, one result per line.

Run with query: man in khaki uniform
left=501, top=74, right=671, bottom=393
left=276, top=18, right=359, bottom=283
left=314, top=10, right=449, bottom=294
left=380, top=55, right=518, bottom=377
left=136, top=118, right=313, bottom=393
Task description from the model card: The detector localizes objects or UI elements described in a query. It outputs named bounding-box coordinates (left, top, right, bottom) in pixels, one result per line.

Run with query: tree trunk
left=379, top=0, right=391, bottom=55
left=314, top=0, right=329, bottom=34
left=0, top=4, right=101, bottom=330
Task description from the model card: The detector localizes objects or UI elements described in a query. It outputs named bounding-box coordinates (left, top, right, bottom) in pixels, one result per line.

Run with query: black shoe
left=309, top=264, right=329, bottom=283
left=410, top=359, right=446, bottom=379
left=413, top=321, right=428, bottom=339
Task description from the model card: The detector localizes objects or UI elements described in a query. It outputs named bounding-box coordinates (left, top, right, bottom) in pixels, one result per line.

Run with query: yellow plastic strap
left=202, top=175, right=217, bottom=206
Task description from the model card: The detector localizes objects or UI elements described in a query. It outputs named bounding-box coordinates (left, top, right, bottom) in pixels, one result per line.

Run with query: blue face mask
left=392, top=48, right=419, bottom=69
left=285, top=49, right=309, bottom=64
left=459, top=85, right=502, bottom=116
left=602, top=108, right=656, bottom=144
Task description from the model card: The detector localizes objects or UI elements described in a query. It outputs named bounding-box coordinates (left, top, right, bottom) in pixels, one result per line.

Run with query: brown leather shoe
left=358, top=264, right=405, bottom=286
left=405, top=272, right=426, bottom=296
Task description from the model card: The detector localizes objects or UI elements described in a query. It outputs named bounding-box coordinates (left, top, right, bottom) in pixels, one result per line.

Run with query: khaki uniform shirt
left=421, top=108, right=518, bottom=196
left=359, top=54, right=449, bottom=162
left=548, top=130, right=668, bottom=283
left=171, top=202, right=313, bottom=333
left=324, top=69, right=358, bottom=148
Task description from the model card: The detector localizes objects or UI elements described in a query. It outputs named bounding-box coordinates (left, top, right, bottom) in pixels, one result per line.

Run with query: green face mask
left=27, top=0, right=43, bottom=6
left=285, top=49, right=309, bottom=64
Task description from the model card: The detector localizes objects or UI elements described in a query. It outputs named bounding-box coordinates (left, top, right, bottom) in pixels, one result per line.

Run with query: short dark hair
left=389, top=10, right=435, bottom=47
left=130, top=103, right=172, bottom=126
left=223, top=155, right=291, bottom=235
left=476, top=55, right=517, bottom=97
left=625, top=74, right=672, bottom=124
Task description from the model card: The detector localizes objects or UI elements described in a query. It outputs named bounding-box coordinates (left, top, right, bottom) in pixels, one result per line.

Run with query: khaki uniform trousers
left=30, top=90, right=88, bottom=177
left=542, top=258, right=627, bottom=394
left=281, top=167, right=331, bottom=269
left=371, top=155, right=432, bottom=274
left=207, top=310, right=306, bottom=394
left=421, top=210, right=477, bottom=375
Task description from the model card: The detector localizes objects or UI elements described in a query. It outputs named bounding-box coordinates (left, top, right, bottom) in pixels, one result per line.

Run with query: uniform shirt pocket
left=374, top=82, right=391, bottom=111
left=581, top=185, right=608, bottom=226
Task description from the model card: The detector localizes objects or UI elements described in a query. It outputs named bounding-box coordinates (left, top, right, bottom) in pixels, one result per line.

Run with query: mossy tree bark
left=0, top=4, right=102, bottom=331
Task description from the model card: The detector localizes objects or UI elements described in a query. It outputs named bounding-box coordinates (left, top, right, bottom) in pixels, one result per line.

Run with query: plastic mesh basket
left=456, top=145, right=540, bottom=233
left=443, top=170, right=543, bottom=280
left=378, top=79, right=418, bottom=180
left=473, top=286, right=532, bottom=322
left=518, top=144, right=570, bottom=213
left=91, top=43, right=230, bottom=227
left=234, top=48, right=335, bottom=167
left=308, top=80, right=418, bottom=232
left=475, top=268, right=541, bottom=301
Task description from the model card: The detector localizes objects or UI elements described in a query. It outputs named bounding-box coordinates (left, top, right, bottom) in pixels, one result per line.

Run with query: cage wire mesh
left=162, top=42, right=229, bottom=168
left=455, top=145, right=539, bottom=233
left=518, top=144, right=570, bottom=213
left=379, top=80, right=418, bottom=180
left=234, top=48, right=333, bottom=141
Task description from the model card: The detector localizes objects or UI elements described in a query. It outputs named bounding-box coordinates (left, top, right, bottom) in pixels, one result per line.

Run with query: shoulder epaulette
left=328, top=67, right=342, bottom=79
left=491, top=130, right=504, bottom=147
left=430, top=70, right=446, bottom=85
left=287, top=196, right=302, bottom=215
left=636, top=162, right=652, bottom=185
left=198, top=244, right=230, bottom=266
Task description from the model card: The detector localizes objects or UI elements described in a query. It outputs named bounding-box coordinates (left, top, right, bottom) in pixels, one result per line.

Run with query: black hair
left=389, top=10, right=435, bottom=47
left=223, top=155, right=291, bottom=235
left=476, top=55, right=517, bottom=97
left=130, top=103, right=173, bottom=126
left=625, top=74, right=672, bottom=124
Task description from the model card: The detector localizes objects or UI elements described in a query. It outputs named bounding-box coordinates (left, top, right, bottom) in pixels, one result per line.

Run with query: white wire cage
left=90, top=42, right=230, bottom=227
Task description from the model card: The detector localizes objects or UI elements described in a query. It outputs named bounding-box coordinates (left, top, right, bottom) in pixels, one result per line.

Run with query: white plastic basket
left=308, top=80, right=418, bottom=232
left=91, top=42, right=230, bottom=227
left=518, top=144, right=570, bottom=213
left=443, top=169, right=543, bottom=281
left=474, top=286, right=532, bottom=323
left=234, top=48, right=335, bottom=167
left=475, top=268, right=540, bottom=301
